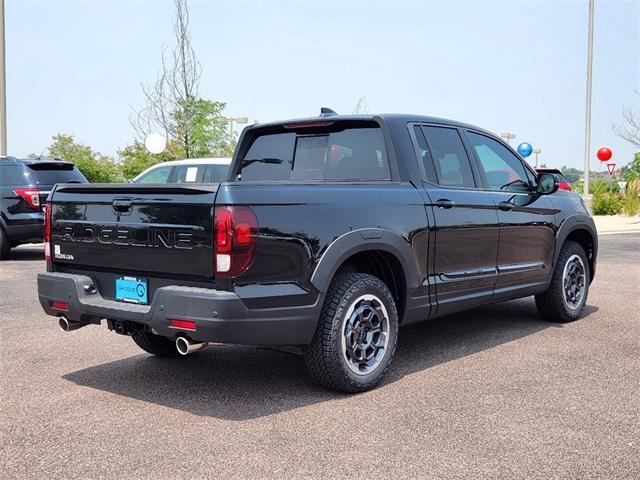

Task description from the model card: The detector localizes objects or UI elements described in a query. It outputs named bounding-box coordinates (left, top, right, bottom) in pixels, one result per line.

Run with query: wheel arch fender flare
left=310, top=228, right=420, bottom=294
left=553, top=214, right=598, bottom=274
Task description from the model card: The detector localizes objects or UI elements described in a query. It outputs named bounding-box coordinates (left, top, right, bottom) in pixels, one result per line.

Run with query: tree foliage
left=172, top=98, right=234, bottom=158
left=47, top=134, right=121, bottom=183
left=623, top=152, right=640, bottom=182
left=118, top=141, right=173, bottom=180
left=560, top=166, right=582, bottom=183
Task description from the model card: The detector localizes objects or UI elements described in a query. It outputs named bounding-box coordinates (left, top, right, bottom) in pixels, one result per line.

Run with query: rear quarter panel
left=218, top=182, right=429, bottom=310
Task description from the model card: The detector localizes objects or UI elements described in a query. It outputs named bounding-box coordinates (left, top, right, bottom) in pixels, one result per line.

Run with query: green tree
left=624, top=152, right=640, bottom=182
left=47, top=134, right=122, bottom=183
left=172, top=98, right=234, bottom=158
left=560, top=166, right=582, bottom=183
left=118, top=140, right=173, bottom=180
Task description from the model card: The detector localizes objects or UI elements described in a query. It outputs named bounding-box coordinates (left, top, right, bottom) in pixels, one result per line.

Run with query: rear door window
left=238, top=125, right=390, bottom=182
left=421, top=126, right=476, bottom=188
left=26, top=163, right=86, bottom=185
left=172, top=165, right=207, bottom=183
left=204, top=164, right=231, bottom=182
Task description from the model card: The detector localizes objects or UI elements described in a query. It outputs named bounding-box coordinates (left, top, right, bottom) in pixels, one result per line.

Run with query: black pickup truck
left=38, top=113, right=597, bottom=392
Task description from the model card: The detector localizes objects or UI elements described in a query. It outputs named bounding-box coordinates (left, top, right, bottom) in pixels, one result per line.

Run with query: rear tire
left=0, top=228, right=11, bottom=260
left=535, top=240, right=590, bottom=323
left=304, top=273, right=399, bottom=393
left=132, top=331, right=179, bottom=357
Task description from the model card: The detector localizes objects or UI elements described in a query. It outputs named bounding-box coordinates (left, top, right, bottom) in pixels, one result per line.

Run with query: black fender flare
left=310, top=228, right=420, bottom=294
left=553, top=214, right=598, bottom=279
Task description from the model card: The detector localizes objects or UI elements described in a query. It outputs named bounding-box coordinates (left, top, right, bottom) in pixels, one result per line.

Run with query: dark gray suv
left=0, top=157, right=87, bottom=259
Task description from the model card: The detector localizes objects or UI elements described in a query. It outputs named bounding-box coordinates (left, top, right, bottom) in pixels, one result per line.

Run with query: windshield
left=237, top=125, right=390, bottom=182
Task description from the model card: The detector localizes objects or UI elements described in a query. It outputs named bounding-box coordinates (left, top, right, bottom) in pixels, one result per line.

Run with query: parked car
left=37, top=113, right=597, bottom=392
left=132, top=158, right=231, bottom=184
left=0, top=157, right=87, bottom=259
left=535, top=167, right=572, bottom=191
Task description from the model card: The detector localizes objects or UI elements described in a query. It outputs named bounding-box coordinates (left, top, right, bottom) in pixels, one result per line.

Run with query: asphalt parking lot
left=1, top=234, right=639, bottom=479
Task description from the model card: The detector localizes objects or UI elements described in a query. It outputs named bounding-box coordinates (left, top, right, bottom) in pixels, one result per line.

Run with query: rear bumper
left=37, top=272, right=321, bottom=346
left=5, top=222, right=42, bottom=244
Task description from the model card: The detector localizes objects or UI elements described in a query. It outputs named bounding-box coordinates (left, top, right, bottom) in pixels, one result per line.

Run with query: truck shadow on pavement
left=63, top=298, right=598, bottom=420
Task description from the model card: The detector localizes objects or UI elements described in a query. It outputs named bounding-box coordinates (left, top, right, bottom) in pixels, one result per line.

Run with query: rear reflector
left=51, top=301, right=68, bottom=311
left=170, top=319, right=197, bottom=331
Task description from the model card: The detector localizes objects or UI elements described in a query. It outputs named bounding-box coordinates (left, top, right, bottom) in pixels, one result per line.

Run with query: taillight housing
left=558, top=182, right=572, bottom=191
left=44, top=202, right=52, bottom=262
left=214, top=206, right=258, bottom=277
left=14, top=188, right=40, bottom=209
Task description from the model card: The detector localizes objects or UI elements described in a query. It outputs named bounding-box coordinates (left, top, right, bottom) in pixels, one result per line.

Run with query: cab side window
left=421, top=126, right=476, bottom=188
left=467, top=132, right=531, bottom=192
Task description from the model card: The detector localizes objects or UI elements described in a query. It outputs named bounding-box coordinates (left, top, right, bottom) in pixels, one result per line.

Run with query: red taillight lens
left=44, top=202, right=52, bottom=261
left=14, top=188, right=40, bottom=209
left=214, top=206, right=258, bottom=278
left=559, top=182, right=572, bottom=191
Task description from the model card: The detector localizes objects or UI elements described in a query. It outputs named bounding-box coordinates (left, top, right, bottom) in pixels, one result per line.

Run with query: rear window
left=0, top=165, right=28, bottom=186
left=237, top=124, right=390, bottom=182
left=27, top=163, right=86, bottom=185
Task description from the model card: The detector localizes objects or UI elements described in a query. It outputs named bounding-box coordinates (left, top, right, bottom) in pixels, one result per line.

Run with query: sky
left=5, top=0, right=640, bottom=170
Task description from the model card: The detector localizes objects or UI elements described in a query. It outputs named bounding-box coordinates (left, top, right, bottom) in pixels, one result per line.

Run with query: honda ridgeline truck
left=37, top=113, right=597, bottom=392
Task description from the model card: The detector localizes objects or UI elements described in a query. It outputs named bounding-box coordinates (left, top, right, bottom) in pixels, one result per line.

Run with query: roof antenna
left=320, top=107, right=338, bottom=117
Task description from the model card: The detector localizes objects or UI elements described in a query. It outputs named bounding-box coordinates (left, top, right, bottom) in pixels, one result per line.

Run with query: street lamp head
left=533, top=148, right=541, bottom=154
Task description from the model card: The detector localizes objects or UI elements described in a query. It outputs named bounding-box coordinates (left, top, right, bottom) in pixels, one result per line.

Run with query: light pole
left=223, top=116, right=248, bottom=139
left=583, top=0, right=595, bottom=199
left=0, top=0, right=7, bottom=156
left=500, top=132, right=516, bottom=145
left=533, top=148, right=542, bottom=167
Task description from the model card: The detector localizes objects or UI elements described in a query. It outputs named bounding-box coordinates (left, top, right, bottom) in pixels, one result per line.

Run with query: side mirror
left=537, top=173, right=559, bottom=195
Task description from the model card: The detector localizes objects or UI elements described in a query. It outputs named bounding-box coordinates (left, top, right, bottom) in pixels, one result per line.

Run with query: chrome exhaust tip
left=175, top=336, right=207, bottom=356
left=58, top=316, right=85, bottom=332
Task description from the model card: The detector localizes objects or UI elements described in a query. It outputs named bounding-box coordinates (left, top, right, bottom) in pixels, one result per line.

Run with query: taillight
left=214, top=206, right=258, bottom=277
left=559, top=182, right=572, bottom=191
left=14, top=188, right=40, bottom=209
left=44, top=203, right=52, bottom=261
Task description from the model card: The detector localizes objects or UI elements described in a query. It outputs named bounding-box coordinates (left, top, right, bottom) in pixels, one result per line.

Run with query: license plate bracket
left=115, top=276, right=148, bottom=305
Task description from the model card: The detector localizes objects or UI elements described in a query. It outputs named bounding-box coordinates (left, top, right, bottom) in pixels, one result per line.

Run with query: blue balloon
left=517, top=142, right=533, bottom=158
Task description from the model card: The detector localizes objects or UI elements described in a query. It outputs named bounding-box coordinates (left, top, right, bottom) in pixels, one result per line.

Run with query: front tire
left=535, top=240, right=590, bottom=323
left=304, top=273, right=399, bottom=393
left=132, top=331, right=179, bottom=357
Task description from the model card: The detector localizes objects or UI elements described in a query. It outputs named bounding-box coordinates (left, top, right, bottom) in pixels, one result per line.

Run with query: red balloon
left=597, top=147, right=612, bottom=162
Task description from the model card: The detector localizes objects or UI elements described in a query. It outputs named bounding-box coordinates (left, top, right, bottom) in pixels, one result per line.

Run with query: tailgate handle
left=112, top=198, right=133, bottom=215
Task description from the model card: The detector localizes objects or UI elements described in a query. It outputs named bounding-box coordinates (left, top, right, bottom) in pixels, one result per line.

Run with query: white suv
left=132, top=158, right=232, bottom=184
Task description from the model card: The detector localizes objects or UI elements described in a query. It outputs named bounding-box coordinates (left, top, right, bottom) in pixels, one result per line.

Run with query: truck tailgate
left=49, top=183, right=217, bottom=278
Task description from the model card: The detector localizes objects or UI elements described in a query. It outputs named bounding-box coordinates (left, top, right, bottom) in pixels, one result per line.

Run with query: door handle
left=498, top=201, right=515, bottom=211
left=434, top=199, right=455, bottom=209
